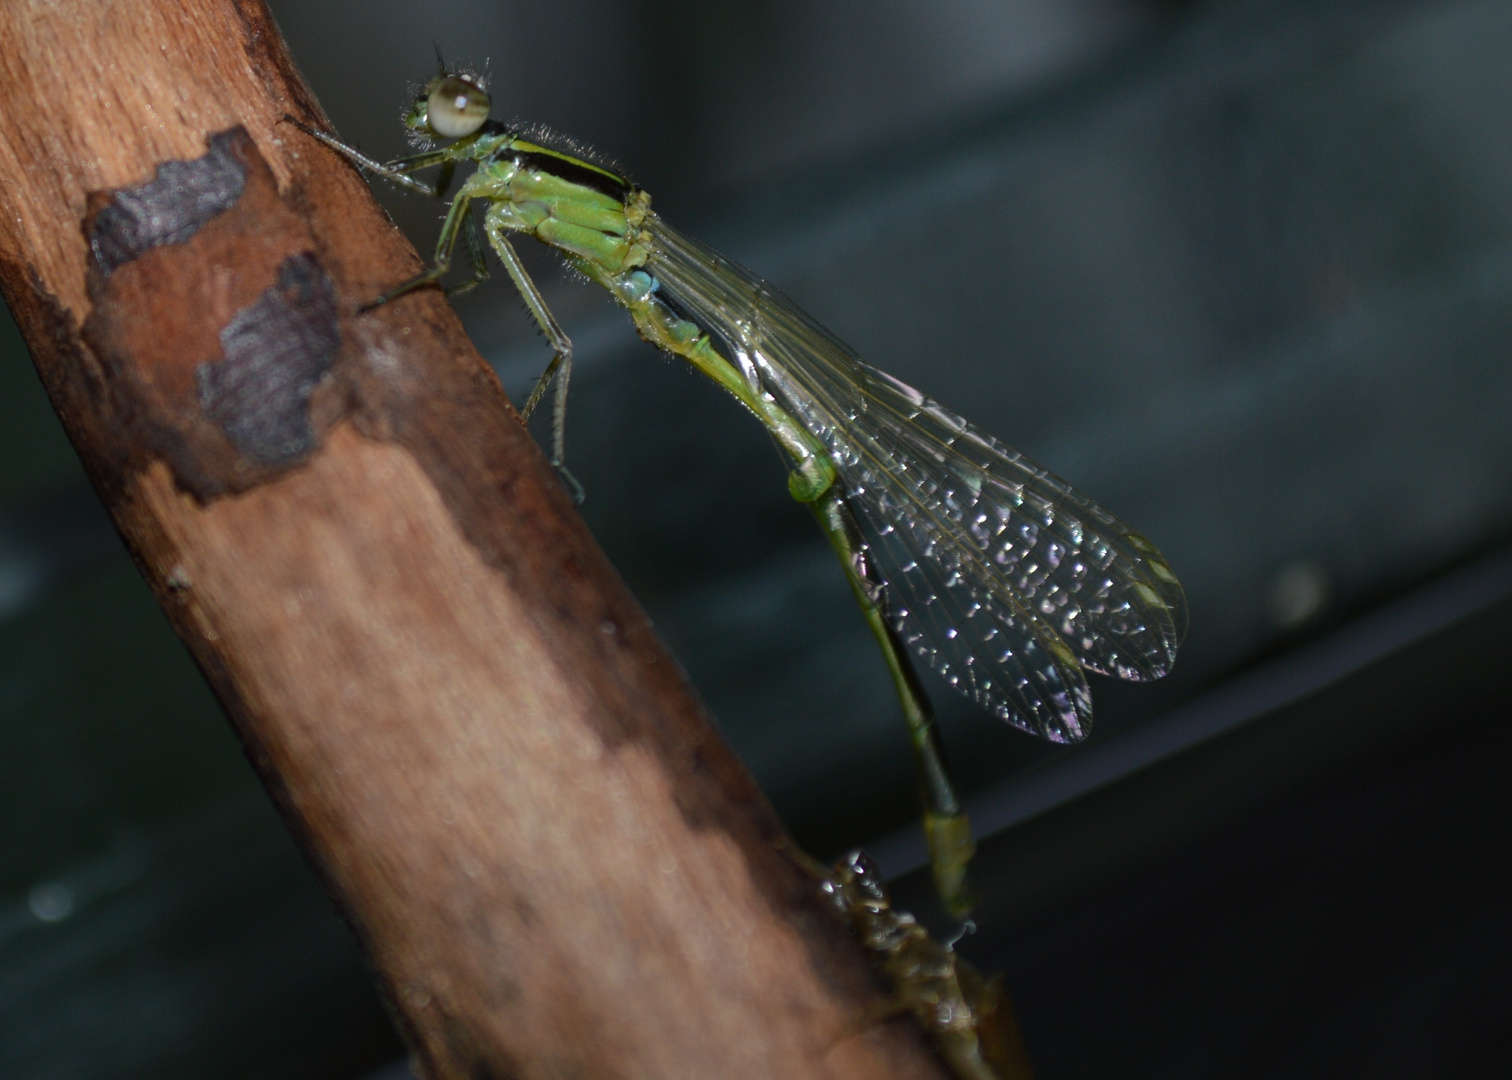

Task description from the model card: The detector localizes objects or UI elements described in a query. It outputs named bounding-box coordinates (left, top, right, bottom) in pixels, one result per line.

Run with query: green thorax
left=460, top=128, right=651, bottom=276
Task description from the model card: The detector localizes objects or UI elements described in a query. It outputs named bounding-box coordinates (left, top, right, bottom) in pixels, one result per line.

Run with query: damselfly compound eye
left=427, top=75, right=490, bottom=138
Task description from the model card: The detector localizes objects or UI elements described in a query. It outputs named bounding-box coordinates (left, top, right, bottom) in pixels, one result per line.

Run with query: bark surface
left=0, top=3, right=951, bottom=1077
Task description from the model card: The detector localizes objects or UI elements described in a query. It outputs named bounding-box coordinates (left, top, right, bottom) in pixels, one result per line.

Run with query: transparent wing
left=642, top=217, right=1185, bottom=736
left=859, top=503, right=1094, bottom=740
left=822, top=360, right=1187, bottom=682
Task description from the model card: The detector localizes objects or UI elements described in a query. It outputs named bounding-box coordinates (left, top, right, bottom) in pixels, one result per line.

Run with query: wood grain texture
left=0, top=2, right=953, bottom=1077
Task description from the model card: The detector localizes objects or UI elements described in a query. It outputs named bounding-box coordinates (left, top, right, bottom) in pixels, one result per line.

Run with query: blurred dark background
left=3, top=0, right=1511, bottom=1076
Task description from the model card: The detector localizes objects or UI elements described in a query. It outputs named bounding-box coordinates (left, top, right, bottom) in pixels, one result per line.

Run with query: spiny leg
left=359, top=190, right=478, bottom=312
left=482, top=217, right=584, bottom=502
left=281, top=115, right=460, bottom=197
left=440, top=214, right=491, bottom=300
left=812, top=489, right=978, bottom=918
left=284, top=117, right=487, bottom=310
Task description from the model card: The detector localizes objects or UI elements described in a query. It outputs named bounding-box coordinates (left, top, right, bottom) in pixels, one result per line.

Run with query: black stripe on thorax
left=501, top=147, right=632, bottom=202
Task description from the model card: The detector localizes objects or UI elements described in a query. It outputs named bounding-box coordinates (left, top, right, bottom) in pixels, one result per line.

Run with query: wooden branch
left=0, top=3, right=952, bottom=1077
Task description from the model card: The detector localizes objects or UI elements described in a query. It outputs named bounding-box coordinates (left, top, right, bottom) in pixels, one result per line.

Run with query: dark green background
left=3, top=1, right=1510, bottom=1076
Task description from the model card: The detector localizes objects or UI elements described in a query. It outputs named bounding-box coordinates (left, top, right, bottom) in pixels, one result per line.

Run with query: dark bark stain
left=87, top=128, right=247, bottom=276
left=81, top=127, right=345, bottom=496
left=197, top=251, right=339, bottom=466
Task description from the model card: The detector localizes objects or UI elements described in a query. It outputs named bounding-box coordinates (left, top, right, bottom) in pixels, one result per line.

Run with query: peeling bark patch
left=197, top=252, right=339, bottom=466
left=80, top=127, right=350, bottom=497
left=88, top=129, right=248, bottom=276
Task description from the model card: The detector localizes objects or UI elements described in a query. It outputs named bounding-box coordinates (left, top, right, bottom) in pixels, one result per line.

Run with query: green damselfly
left=287, top=71, right=1185, bottom=916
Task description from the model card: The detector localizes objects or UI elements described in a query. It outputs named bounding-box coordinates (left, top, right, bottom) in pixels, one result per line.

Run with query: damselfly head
left=407, top=72, right=491, bottom=140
